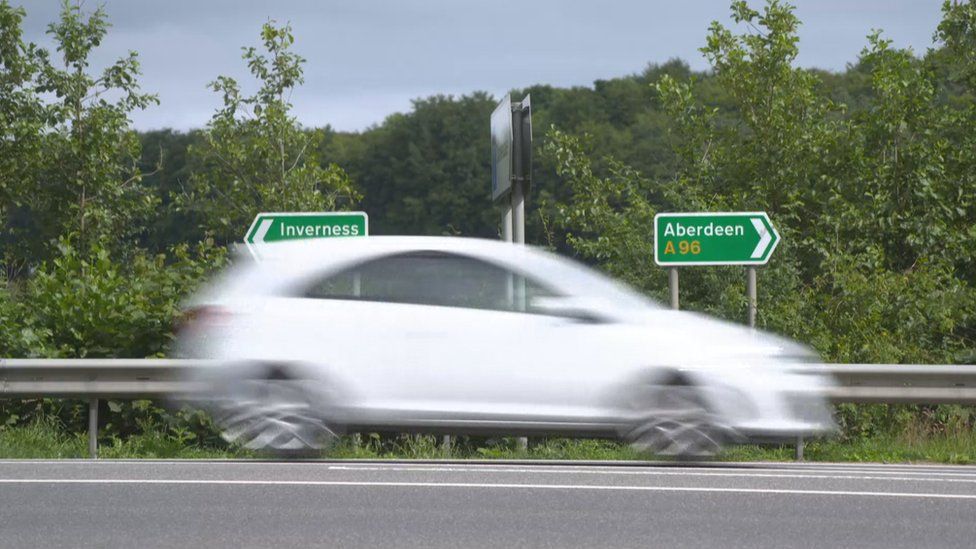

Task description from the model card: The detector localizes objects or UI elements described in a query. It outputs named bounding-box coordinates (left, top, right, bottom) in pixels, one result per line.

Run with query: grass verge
left=2, top=418, right=976, bottom=463
left=0, top=417, right=252, bottom=459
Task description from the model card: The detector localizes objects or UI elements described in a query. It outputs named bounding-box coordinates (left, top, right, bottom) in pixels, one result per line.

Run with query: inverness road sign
left=244, top=211, right=368, bottom=258
left=654, top=212, right=779, bottom=266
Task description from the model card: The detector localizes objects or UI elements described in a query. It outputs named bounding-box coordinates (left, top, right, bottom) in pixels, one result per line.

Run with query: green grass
left=722, top=431, right=976, bottom=465
left=325, top=435, right=648, bottom=461
left=2, top=419, right=976, bottom=464
left=0, top=417, right=253, bottom=459
left=0, top=418, right=89, bottom=459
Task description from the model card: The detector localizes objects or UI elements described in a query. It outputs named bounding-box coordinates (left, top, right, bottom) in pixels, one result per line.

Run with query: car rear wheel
left=626, top=382, right=723, bottom=458
left=214, top=378, right=337, bottom=455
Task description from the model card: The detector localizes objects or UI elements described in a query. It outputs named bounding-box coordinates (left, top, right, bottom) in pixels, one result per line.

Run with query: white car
left=177, top=236, right=835, bottom=456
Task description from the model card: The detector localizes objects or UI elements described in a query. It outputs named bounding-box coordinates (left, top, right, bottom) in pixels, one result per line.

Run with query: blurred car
left=177, top=236, right=835, bottom=456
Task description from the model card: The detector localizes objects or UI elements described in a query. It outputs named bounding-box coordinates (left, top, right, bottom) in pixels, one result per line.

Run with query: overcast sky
left=18, top=0, right=943, bottom=132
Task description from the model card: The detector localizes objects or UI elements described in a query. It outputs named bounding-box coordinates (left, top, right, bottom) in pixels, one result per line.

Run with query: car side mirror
left=529, top=296, right=612, bottom=323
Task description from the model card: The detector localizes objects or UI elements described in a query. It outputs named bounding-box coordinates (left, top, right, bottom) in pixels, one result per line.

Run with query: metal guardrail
left=0, top=358, right=206, bottom=458
left=0, top=359, right=200, bottom=398
left=798, top=364, right=976, bottom=405
left=3, top=359, right=976, bottom=458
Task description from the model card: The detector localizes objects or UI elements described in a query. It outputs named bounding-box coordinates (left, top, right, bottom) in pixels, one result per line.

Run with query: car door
left=293, top=251, right=625, bottom=429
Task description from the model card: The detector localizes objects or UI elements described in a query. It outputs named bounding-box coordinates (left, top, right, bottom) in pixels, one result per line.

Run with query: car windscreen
left=519, top=248, right=661, bottom=311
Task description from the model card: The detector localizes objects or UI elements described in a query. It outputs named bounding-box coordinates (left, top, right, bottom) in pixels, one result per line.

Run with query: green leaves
left=936, top=0, right=976, bottom=89
left=545, top=127, right=660, bottom=293
left=545, top=0, right=976, bottom=366
left=1, top=0, right=159, bottom=271
left=13, top=238, right=226, bottom=359
left=180, top=21, right=358, bottom=244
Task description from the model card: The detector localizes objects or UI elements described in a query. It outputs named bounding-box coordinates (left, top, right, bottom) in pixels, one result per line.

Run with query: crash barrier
left=2, top=359, right=975, bottom=459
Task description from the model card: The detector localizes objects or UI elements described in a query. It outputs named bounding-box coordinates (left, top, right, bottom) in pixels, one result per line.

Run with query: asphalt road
left=1, top=459, right=975, bottom=548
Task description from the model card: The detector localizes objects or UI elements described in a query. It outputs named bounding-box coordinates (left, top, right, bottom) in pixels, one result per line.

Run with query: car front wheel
left=626, top=381, right=724, bottom=458
left=213, top=378, right=338, bottom=455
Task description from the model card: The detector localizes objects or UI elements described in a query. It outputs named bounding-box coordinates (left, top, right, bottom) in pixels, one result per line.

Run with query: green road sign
left=654, top=212, right=779, bottom=266
left=244, top=212, right=368, bottom=258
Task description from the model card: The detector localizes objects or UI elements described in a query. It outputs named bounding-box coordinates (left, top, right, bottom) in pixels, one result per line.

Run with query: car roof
left=243, top=236, right=564, bottom=280
left=199, top=236, right=556, bottom=302
left=251, top=235, right=541, bottom=263
left=192, top=235, right=658, bottom=313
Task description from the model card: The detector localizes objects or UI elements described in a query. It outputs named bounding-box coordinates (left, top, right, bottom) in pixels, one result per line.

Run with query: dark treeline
left=136, top=59, right=772, bottom=245
left=3, top=0, right=976, bottom=445
left=138, top=62, right=691, bottom=247
left=138, top=51, right=941, bottom=253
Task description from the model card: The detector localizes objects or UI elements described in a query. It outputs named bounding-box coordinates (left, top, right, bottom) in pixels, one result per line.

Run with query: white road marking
left=324, top=464, right=976, bottom=483
left=1, top=478, right=976, bottom=499
left=0, top=459, right=970, bottom=471
left=2, top=460, right=976, bottom=479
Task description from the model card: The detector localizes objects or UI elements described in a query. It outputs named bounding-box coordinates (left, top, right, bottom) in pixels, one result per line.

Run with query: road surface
left=1, top=459, right=975, bottom=548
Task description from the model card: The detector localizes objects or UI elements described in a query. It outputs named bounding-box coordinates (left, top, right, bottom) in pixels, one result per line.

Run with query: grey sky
left=18, top=1, right=943, bottom=132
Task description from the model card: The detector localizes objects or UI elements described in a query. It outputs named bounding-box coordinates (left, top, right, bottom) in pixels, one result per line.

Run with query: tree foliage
left=546, top=0, right=976, bottom=366
left=178, top=22, right=357, bottom=244
left=0, top=0, right=158, bottom=274
left=0, top=1, right=222, bottom=361
left=346, top=93, right=498, bottom=236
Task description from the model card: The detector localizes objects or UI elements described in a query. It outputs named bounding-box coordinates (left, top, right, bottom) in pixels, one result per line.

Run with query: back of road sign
left=490, top=96, right=513, bottom=201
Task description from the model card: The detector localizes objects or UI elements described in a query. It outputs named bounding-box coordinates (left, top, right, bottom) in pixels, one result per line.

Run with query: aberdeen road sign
left=245, top=211, right=368, bottom=258
left=654, top=212, right=779, bottom=266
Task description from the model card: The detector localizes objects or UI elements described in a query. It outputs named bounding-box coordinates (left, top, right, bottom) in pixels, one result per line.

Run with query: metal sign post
left=747, top=266, right=757, bottom=329
left=511, top=94, right=531, bottom=246
left=492, top=93, right=532, bottom=452
left=669, top=268, right=679, bottom=310
left=493, top=94, right=531, bottom=243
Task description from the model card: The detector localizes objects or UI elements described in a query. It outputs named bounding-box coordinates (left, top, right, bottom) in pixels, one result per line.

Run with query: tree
left=0, top=0, right=158, bottom=274
left=345, top=93, right=499, bottom=236
left=180, top=22, right=357, bottom=244
left=0, top=1, right=46, bottom=277
left=936, top=0, right=976, bottom=90
left=547, top=0, right=976, bottom=365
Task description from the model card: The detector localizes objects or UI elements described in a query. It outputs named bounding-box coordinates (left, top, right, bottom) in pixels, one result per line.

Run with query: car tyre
left=214, top=377, right=338, bottom=456
left=626, top=381, right=724, bottom=458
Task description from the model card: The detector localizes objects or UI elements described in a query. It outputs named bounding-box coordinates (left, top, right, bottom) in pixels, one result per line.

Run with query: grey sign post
left=492, top=93, right=532, bottom=242
left=492, top=93, right=532, bottom=451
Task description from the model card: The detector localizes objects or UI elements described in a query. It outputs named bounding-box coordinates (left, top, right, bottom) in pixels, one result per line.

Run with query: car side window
left=304, top=252, right=558, bottom=313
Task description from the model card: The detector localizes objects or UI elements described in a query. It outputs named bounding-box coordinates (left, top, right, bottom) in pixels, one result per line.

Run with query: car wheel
left=626, top=381, right=723, bottom=458
left=214, top=378, right=338, bottom=455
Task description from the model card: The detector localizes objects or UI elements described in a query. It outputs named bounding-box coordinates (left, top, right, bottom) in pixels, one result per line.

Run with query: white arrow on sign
left=750, top=217, right=772, bottom=259
left=251, top=218, right=274, bottom=244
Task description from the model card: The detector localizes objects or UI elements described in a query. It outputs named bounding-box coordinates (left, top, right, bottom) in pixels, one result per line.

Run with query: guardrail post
left=88, top=398, right=98, bottom=459
left=441, top=435, right=451, bottom=457
left=795, top=435, right=804, bottom=461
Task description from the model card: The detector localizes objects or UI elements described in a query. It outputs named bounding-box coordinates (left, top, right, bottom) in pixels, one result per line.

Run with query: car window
left=304, top=251, right=558, bottom=313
